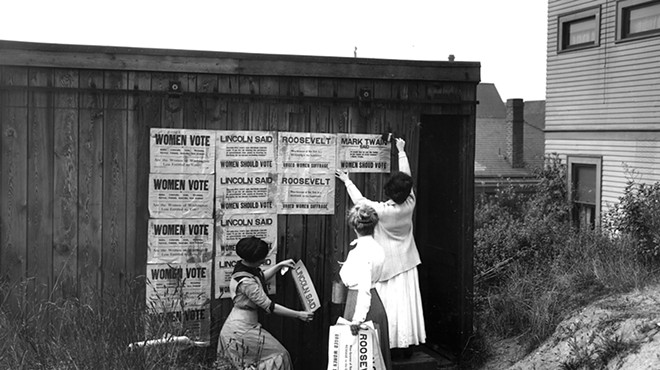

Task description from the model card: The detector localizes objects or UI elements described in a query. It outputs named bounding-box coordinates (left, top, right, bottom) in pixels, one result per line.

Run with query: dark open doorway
left=415, top=114, right=474, bottom=356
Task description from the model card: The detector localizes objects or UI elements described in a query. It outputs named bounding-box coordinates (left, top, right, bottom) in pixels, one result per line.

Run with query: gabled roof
left=476, top=83, right=506, bottom=119
left=475, top=84, right=545, bottom=181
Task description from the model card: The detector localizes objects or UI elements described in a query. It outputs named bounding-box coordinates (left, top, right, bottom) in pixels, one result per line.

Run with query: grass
left=469, top=220, right=659, bottom=368
left=0, top=279, right=225, bottom=370
left=474, top=230, right=659, bottom=352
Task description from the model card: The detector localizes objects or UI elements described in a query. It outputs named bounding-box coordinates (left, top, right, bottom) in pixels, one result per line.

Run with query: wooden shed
left=0, top=40, right=478, bottom=368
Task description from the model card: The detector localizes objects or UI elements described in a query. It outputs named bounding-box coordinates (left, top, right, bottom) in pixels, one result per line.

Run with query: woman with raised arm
left=336, top=138, right=426, bottom=358
left=218, top=236, right=314, bottom=370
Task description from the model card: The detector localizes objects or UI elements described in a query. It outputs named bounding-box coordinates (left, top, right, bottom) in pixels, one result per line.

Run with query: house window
left=617, top=0, right=660, bottom=41
left=558, top=7, right=601, bottom=51
left=567, top=157, right=602, bottom=230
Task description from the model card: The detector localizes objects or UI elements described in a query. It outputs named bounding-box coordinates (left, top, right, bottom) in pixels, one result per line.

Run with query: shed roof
left=0, top=40, right=480, bottom=82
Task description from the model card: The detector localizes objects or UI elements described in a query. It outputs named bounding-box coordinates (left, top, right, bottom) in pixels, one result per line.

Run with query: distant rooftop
left=476, top=83, right=506, bottom=119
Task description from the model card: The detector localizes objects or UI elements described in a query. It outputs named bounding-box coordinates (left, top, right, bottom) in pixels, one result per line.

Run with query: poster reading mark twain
left=337, top=133, right=391, bottom=173
left=147, top=219, right=214, bottom=264
left=146, top=262, right=211, bottom=341
left=277, top=132, right=336, bottom=215
left=150, top=128, right=215, bottom=174
left=148, top=174, right=214, bottom=219
left=214, top=212, right=278, bottom=298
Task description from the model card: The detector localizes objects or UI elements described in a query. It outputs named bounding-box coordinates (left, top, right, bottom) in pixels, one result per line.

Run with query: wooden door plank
left=0, top=66, right=28, bottom=289
left=102, top=70, right=128, bottom=293
left=127, top=71, right=151, bottom=285
left=27, top=67, right=53, bottom=301
left=78, top=70, right=104, bottom=302
left=52, top=69, right=79, bottom=299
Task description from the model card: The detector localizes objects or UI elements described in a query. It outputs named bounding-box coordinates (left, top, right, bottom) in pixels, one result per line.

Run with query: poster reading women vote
left=147, top=219, right=214, bottom=264
left=215, top=212, right=278, bottom=298
left=148, top=173, right=214, bottom=218
left=146, top=261, right=211, bottom=341
left=150, top=128, right=215, bottom=174
left=216, top=131, right=278, bottom=216
left=276, top=132, right=336, bottom=215
left=337, top=133, right=391, bottom=173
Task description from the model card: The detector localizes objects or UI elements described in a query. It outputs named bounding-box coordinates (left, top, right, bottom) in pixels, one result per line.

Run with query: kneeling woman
left=340, top=204, right=392, bottom=370
left=219, top=236, right=314, bottom=370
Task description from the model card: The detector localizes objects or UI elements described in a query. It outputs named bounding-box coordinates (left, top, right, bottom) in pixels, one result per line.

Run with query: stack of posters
left=147, top=128, right=215, bottom=342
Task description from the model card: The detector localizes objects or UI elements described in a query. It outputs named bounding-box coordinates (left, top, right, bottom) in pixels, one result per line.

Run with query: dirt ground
left=479, top=284, right=660, bottom=370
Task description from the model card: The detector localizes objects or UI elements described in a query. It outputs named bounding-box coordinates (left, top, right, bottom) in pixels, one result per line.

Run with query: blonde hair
left=347, top=204, right=378, bottom=235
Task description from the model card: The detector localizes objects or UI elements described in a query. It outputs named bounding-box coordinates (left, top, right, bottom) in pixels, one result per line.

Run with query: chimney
left=505, top=99, right=524, bottom=168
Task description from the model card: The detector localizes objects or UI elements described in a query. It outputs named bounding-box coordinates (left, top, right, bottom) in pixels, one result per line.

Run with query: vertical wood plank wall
left=1, top=62, right=476, bottom=367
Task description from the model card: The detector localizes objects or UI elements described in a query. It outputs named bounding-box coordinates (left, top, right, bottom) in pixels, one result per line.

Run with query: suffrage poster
left=215, top=212, right=278, bottom=298
left=215, top=130, right=278, bottom=216
left=277, top=132, right=336, bottom=214
left=215, top=249, right=277, bottom=298
left=146, top=262, right=212, bottom=341
left=147, top=219, right=214, bottom=264
left=150, top=128, right=215, bottom=174
left=216, top=130, right=276, bottom=172
left=215, top=172, right=278, bottom=215
left=148, top=173, right=214, bottom=218
left=327, top=321, right=381, bottom=370
left=337, top=133, right=391, bottom=173
left=291, top=260, right=321, bottom=312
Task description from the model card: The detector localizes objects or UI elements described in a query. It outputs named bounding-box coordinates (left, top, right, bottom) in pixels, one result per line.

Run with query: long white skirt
left=375, top=267, right=427, bottom=349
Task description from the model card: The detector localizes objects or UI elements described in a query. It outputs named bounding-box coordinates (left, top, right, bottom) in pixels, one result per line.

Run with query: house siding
left=547, top=0, right=660, bottom=130
left=547, top=0, right=660, bottom=217
left=547, top=137, right=660, bottom=213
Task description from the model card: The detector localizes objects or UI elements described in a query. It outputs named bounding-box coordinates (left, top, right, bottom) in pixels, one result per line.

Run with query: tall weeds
left=473, top=155, right=660, bottom=355
left=0, top=280, right=214, bottom=370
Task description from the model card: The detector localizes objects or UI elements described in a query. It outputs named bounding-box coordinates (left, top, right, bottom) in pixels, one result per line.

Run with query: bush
left=603, top=180, right=660, bottom=261
left=474, top=154, right=571, bottom=282
left=472, top=154, right=660, bottom=355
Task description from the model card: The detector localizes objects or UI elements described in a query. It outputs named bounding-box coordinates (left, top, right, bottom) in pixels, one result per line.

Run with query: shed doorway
left=416, top=114, right=473, bottom=355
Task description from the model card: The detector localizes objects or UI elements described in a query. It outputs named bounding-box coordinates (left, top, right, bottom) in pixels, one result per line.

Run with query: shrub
left=473, top=154, right=660, bottom=354
left=603, top=179, right=660, bottom=262
left=474, top=153, right=571, bottom=282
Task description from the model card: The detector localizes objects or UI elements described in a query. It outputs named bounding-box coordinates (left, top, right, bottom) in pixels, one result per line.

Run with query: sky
left=0, top=0, right=548, bottom=101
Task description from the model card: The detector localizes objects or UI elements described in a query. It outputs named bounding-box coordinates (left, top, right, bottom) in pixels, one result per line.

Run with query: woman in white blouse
left=339, top=204, right=392, bottom=370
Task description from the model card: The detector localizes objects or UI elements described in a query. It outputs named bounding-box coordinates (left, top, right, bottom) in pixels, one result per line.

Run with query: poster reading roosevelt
left=150, top=128, right=215, bottom=174
left=276, top=132, right=336, bottom=215
left=147, top=219, right=214, bottom=264
left=337, top=133, right=391, bottom=173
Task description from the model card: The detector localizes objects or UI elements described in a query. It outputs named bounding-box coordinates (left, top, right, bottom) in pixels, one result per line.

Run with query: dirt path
left=480, top=284, right=660, bottom=369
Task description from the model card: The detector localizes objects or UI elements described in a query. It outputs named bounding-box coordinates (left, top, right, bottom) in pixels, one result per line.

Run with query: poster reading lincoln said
left=277, top=132, right=336, bottom=215
left=337, top=133, right=391, bottom=173
left=148, top=174, right=214, bottom=218
left=147, top=219, right=214, bottom=264
left=216, top=131, right=277, bottom=216
left=150, top=128, right=215, bottom=174
left=215, top=212, right=278, bottom=298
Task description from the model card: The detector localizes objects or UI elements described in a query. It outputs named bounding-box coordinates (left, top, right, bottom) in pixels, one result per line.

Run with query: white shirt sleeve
left=339, top=244, right=372, bottom=323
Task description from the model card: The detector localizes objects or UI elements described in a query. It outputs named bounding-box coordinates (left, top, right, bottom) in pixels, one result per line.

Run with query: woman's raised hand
left=395, top=138, right=406, bottom=152
left=335, top=169, right=350, bottom=183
